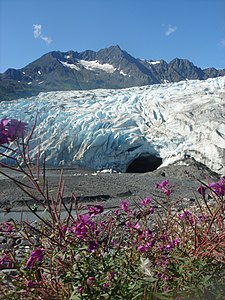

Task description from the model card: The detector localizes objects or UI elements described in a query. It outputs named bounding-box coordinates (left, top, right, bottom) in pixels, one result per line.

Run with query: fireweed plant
left=0, top=118, right=224, bottom=300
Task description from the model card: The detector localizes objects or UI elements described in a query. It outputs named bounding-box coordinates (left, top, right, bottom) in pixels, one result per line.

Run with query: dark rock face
left=0, top=45, right=224, bottom=101
left=203, top=67, right=225, bottom=79
left=168, top=58, right=205, bottom=81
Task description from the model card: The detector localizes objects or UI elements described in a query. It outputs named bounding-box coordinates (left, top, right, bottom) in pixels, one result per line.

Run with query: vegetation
left=0, top=118, right=224, bottom=299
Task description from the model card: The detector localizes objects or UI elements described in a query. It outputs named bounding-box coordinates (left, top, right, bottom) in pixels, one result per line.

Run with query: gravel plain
left=0, top=158, right=220, bottom=213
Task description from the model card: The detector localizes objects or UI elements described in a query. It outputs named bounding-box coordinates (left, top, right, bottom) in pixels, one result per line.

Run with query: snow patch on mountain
left=120, top=70, right=129, bottom=76
left=147, top=60, right=161, bottom=65
left=78, top=60, right=116, bottom=73
left=60, top=61, right=80, bottom=71
left=0, top=77, right=225, bottom=173
left=60, top=59, right=117, bottom=73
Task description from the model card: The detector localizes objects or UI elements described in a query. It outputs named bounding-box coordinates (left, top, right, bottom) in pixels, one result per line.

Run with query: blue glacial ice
left=0, top=77, right=225, bottom=173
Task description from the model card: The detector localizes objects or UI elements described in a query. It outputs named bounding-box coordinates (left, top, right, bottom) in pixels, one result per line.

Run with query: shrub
left=0, top=119, right=224, bottom=299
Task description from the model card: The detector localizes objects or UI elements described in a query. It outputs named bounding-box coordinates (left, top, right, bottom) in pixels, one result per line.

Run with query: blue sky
left=0, top=0, right=225, bottom=73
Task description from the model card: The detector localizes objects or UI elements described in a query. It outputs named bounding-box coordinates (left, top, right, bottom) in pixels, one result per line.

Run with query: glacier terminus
left=0, top=76, right=225, bottom=174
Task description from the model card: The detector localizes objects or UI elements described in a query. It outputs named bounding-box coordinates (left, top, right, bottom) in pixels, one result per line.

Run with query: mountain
left=1, top=76, right=225, bottom=174
left=1, top=45, right=225, bottom=101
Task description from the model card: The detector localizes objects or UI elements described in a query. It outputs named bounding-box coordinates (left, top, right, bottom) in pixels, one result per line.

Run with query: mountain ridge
left=1, top=45, right=225, bottom=101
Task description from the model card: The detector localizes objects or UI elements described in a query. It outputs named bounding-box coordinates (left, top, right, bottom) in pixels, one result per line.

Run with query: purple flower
left=160, top=235, right=167, bottom=242
left=146, top=240, right=155, bottom=249
left=103, top=282, right=110, bottom=290
left=138, top=245, right=146, bottom=253
left=7, top=119, right=27, bottom=140
left=0, top=119, right=8, bottom=133
left=0, top=132, right=8, bottom=145
left=0, top=118, right=27, bottom=144
left=26, top=281, right=36, bottom=288
left=134, top=222, right=141, bottom=229
left=138, top=239, right=155, bottom=253
left=158, top=244, right=165, bottom=251
left=149, top=206, right=155, bottom=214
left=155, top=179, right=174, bottom=197
left=87, top=276, right=95, bottom=286
left=171, top=238, right=180, bottom=247
left=88, top=240, right=99, bottom=252
left=69, top=213, right=94, bottom=239
left=113, top=209, right=119, bottom=216
left=178, top=210, right=194, bottom=225
left=78, top=287, right=85, bottom=294
left=0, top=118, right=8, bottom=127
left=166, top=244, right=173, bottom=251
left=2, top=221, right=14, bottom=233
left=71, top=222, right=88, bottom=239
left=26, top=248, right=44, bottom=269
left=157, top=272, right=168, bottom=281
left=219, top=176, right=225, bottom=185
left=177, top=212, right=184, bottom=220
left=0, top=253, right=13, bottom=268
left=164, top=189, right=172, bottom=197
left=61, top=225, right=67, bottom=233
left=159, top=179, right=169, bottom=189
left=209, top=182, right=225, bottom=196
left=140, top=197, right=152, bottom=207
left=198, top=214, right=210, bottom=222
left=79, top=213, right=90, bottom=223
left=157, top=272, right=163, bottom=279
left=120, top=200, right=129, bottom=212
left=88, top=205, right=104, bottom=216
left=0, top=119, right=9, bottom=144
left=144, top=229, right=153, bottom=238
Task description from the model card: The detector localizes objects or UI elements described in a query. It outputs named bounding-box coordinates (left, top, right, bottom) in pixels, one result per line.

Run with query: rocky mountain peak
left=0, top=45, right=224, bottom=101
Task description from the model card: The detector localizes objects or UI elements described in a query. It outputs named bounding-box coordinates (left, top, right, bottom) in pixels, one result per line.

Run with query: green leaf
left=69, top=294, right=81, bottom=300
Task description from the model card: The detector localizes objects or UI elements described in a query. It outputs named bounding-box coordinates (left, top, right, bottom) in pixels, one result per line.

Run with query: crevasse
left=0, top=77, right=224, bottom=173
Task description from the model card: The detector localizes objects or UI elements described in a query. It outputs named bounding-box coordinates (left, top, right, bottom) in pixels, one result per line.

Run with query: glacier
left=0, top=77, right=225, bottom=174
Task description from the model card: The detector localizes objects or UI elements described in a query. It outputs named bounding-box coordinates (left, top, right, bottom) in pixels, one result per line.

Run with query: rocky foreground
left=0, top=158, right=220, bottom=213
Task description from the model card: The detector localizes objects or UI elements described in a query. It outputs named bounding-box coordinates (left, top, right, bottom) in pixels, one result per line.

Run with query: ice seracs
left=0, top=77, right=224, bottom=174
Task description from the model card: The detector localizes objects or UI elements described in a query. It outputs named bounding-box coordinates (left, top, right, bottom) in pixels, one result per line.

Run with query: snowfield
left=0, top=77, right=225, bottom=173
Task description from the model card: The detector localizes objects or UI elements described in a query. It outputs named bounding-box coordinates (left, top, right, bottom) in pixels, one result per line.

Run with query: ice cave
left=126, top=154, right=162, bottom=173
